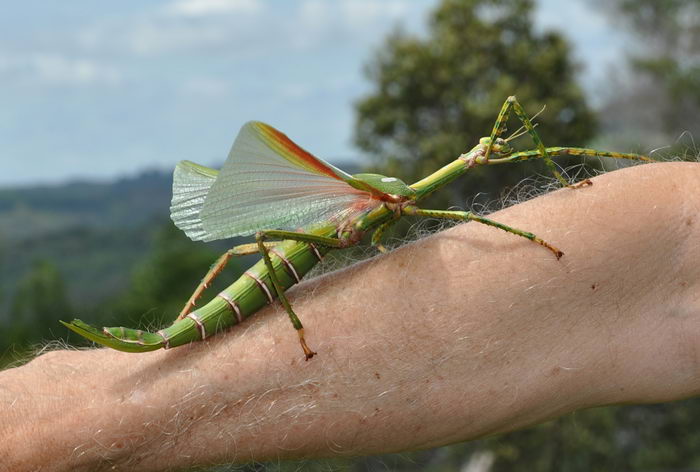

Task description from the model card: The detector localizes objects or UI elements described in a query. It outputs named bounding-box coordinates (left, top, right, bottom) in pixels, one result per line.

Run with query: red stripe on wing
left=259, top=123, right=348, bottom=181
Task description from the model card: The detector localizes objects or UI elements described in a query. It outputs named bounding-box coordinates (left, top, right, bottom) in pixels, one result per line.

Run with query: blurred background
left=2, top=0, right=700, bottom=470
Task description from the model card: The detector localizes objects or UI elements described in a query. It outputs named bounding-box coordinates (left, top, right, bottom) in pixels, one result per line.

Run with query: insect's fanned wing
left=192, top=121, right=374, bottom=241
left=170, top=161, right=219, bottom=241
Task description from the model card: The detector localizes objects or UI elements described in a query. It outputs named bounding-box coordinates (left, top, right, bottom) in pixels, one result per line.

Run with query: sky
left=0, top=0, right=629, bottom=187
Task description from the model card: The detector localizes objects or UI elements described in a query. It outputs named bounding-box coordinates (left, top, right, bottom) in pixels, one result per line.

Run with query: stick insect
left=61, top=96, right=653, bottom=359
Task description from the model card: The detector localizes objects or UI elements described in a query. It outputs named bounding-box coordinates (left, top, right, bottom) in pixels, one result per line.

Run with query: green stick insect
left=61, top=96, right=653, bottom=360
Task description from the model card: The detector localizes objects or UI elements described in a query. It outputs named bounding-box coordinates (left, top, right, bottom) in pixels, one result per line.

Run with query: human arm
left=2, top=161, right=699, bottom=471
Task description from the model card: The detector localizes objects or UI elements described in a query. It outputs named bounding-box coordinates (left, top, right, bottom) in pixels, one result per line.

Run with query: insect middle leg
left=403, top=206, right=563, bottom=259
left=371, top=219, right=396, bottom=253
left=255, top=230, right=349, bottom=360
left=485, top=96, right=585, bottom=188
left=178, top=241, right=280, bottom=319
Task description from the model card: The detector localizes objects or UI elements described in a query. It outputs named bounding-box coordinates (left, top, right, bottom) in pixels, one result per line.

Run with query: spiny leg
left=252, top=229, right=355, bottom=360
left=403, top=206, right=563, bottom=259
left=485, top=96, right=574, bottom=187
left=178, top=242, right=279, bottom=319
left=371, top=220, right=396, bottom=253
left=492, top=147, right=654, bottom=165
left=484, top=98, right=512, bottom=160
left=256, top=232, right=327, bottom=360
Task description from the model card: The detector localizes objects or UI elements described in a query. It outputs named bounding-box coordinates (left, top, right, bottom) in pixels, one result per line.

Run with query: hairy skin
left=2, top=162, right=700, bottom=471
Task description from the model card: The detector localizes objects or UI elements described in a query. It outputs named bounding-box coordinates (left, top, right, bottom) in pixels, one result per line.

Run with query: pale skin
left=2, top=161, right=700, bottom=471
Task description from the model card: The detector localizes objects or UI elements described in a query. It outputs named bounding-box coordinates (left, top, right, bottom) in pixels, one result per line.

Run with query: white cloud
left=0, top=52, right=121, bottom=85
left=298, top=0, right=411, bottom=37
left=76, top=3, right=258, bottom=56
left=298, top=0, right=329, bottom=28
left=340, top=0, right=409, bottom=30
left=1, top=0, right=438, bottom=185
left=180, top=76, right=232, bottom=99
left=125, top=18, right=231, bottom=55
left=165, top=0, right=262, bottom=17
left=73, top=1, right=426, bottom=58
left=279, top=83, right=312, bottom=101
left=289, top=0, right=421, bottom=52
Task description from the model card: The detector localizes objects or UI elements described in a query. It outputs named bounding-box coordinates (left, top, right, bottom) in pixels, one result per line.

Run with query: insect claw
left=304, top=351, right=317, bottom=361
left=569, top=179, right=593, bottom=189
left=567, top=179, right=593, bottom=189
left=535, top=238, right=564, bottom=260
left=298, top=329, right=317, bottom=361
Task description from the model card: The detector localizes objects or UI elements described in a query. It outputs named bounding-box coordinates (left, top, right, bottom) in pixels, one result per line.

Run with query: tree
left=6, top=260, right=72, bottom=352
left=355, top=0, right=597, bottom=211
left=595, top=0, right=700, bottom=153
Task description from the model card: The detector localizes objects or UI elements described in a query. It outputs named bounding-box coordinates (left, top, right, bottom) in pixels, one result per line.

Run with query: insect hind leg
left=178, top=242, right=278, bottom=319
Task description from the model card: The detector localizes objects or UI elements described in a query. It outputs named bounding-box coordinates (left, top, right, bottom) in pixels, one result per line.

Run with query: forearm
left=3, top=162, right=700, bottom=471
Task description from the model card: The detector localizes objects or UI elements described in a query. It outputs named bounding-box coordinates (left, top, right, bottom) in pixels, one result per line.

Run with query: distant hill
left=0, top=170, right=172, bottom=243
left=0, top=170, right=174, bottom=320
left=0, top=161, right=363, bottom=242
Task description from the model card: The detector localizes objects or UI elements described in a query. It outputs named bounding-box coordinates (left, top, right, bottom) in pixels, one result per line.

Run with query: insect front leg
left=495, top=147, right=654, bottom=166
left=403, top=206, right=563, bottom=259
left=178, top=241, right=279, bottom=319
left=487, top=96, right=580, bottom=188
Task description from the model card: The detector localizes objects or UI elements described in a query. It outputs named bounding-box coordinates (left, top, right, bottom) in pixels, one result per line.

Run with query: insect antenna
left=505, top=104, right=547, bottom=143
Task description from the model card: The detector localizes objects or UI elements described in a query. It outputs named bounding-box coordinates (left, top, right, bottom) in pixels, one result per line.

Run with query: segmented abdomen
left=154, top=240, right=329, bottom=349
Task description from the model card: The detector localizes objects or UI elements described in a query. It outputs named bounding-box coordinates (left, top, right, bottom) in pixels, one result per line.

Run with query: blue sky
left=0, top=0, right=628, bottom=186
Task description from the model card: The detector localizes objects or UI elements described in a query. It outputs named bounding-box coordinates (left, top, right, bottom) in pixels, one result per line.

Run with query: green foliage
left=0, top=223, right=156, bottom=332
left=3, top=260, right=72, bottom=355
left=356, top=0, right=596, bottom=210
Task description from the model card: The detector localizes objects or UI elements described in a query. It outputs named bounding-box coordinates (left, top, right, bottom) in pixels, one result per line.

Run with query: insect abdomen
left=159, top=241, right=329, bottom=348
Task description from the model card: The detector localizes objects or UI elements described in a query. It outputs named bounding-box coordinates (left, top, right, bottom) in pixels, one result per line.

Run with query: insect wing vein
left=197, top=121, right=374, bottom=241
